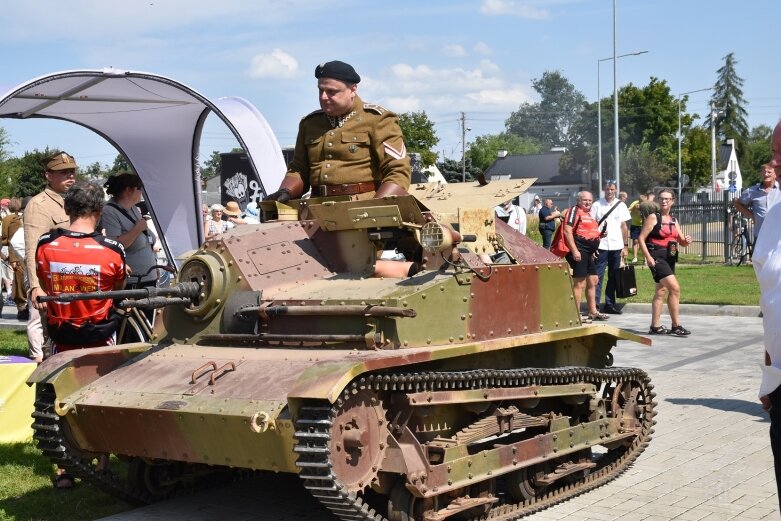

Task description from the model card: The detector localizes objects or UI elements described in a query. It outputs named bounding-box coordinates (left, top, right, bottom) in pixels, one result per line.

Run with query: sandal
left=648, top=325, right=669, bottom=335
left=53, top=472, right=75, bottom=490
left=669, top=324, right=691, bottom=336
left=580, top=314, right=592, bottom=324
left=589, top=312, right=609, bottom=321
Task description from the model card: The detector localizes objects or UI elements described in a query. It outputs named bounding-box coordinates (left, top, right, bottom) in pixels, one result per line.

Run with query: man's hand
left=31, top=287, right=48, bottom=311
left=263, top=188, right=292, bottom=203
left=761, top=395, right=772, bottom=412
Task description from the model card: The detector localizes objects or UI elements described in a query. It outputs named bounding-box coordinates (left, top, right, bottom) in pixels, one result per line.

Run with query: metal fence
left=674, top=194, right=752, bottom=263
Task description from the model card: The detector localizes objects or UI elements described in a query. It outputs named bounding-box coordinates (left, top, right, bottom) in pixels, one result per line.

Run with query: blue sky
left=1, top=0, right=779, bottom=168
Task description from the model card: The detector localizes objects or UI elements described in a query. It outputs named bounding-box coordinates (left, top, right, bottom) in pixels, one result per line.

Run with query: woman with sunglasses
left=638, top=188, right=693, bottom=336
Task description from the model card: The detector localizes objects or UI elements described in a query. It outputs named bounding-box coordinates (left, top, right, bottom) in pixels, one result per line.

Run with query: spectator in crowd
left=221, top=200, right=260, bottom=226
left=2, top=198, right=28, bottom=320
left=528, top=196, right=542, bottom=215
left=563, top=191, right=607, bottom=323
left=0, top=198, right=13, bottom=299
left=619, top=191, right=628, bottom=204
left=628, top=191, right=655, bottom=263
left=265, top=60, right=410, bottom=202
left=638, top=188, right=692, bottom=337
left=754, top=119, right=781, bottom=512
left=495, top=199, right=526, bottom=235
left=734, top=163, right=780, bottom=241
left=102, top=173, right=158, bottom=289
left=591, top=181, right=631, bottom=314
left=24, top=151, right=75, bottom=363
left=537, top=198, right=560, bottom=249
left=35, top=180, right=125, bottom=489
left=205, top=204, right=234, bottom=239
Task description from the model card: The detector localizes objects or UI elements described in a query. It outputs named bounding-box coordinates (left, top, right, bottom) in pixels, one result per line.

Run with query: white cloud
left=466, top=87, right=531, bottom=106
left=443, top=44, right=467, bottom=57
left=385, top=97, right=421, bottom=113
left=479, top=0, right=550, bottom=20
left=247, top=49, right=299, bottom=79
left=473, top=42, right=493, bottom=56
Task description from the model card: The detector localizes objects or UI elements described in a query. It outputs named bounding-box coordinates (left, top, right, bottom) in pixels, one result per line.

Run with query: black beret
left=314, top=60, right=360, bottom=84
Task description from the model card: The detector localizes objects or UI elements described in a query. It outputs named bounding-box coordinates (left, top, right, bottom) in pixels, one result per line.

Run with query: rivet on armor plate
left=421, top=294, right=426, bottom=299
left=427, top=338, right=431, bottom=344
left=440, top=286, right=444, bottom=291
left=449, top=337, right=454, bottom=342
left=228, top=260, right=233, bottom=266
left=459, top=335, right=464, bottom=340
left=461, top=315, right=466, bottom=320
left=448, top=479, right=452, bottom=485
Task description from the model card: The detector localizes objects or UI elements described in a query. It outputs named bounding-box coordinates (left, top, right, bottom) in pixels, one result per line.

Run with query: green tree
left=467, top=133, right=540, bottom=171
left=620, top=142, right=672, bottom=194
left=437, top=157, right=480, bottom=183
left=81, top=161, right=108, bottom=180
left=398, top=111, right=439, bottom=167
left=6, top=148, right=58, bottom=197
left=505, top=70, right=586, bottom=150
left=108, top=154, right=133, bottom=175
left=741, top=124, right=773, bottom=186
left=681, top=127, right=712, bottom=189
left=200, top=150, right=223, bottom=180
left=706, top=52, right=749, bottom=170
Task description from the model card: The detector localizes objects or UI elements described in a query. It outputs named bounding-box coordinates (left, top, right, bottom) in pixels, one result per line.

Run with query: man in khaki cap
left=24, top=151, right=77, bottom=362
left=265, top=60, right=411, bottom=202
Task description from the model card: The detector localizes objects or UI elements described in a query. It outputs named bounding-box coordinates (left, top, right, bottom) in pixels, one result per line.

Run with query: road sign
left=680, top=174, right=690, bottom=187
left=729, top=184, right=737, bottom=193
left=728, top=171, right=738, bottom=181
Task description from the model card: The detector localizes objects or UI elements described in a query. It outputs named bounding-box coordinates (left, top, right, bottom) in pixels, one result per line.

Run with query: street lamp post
left=676, top=87, right=711, bottom=200
left=597, top=50, right=647, bottom=196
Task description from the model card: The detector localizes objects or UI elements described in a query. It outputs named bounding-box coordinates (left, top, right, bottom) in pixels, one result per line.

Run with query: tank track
left=31, top=383, right=239, bottom=505
left=294, top=366, right=656, bottom=521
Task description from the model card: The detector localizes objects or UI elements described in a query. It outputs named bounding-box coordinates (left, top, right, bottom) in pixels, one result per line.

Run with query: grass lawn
left=616, top=262, right=760, bottom=306
left=0, top=330, right=130, bottom=521
left=0, top=261, right=760, bottom=521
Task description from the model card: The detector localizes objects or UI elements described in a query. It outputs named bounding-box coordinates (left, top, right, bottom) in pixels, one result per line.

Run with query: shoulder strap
left=107, top=202, right=151, bottom=239
left=598, top=200, right=620, bottom=225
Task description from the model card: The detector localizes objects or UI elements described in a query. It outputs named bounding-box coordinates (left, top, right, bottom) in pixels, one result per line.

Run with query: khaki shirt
left=285, top=95, right=411, bottom=192
left=24, top=187, right=68, bottom=291
left=1, top=213, right=22, bottom=263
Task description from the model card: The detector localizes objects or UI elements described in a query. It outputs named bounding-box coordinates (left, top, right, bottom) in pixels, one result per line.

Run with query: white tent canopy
left=0, top=68, right=286, bottom=261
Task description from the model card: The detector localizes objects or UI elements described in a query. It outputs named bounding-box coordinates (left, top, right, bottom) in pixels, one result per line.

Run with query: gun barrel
left=37, top=282, right=201, bottom=304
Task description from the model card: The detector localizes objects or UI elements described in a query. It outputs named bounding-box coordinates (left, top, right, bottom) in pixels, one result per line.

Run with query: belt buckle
left=317, top=185, right=328, bottom=197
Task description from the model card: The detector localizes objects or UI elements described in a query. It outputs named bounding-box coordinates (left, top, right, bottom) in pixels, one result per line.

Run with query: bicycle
left=727, top=209, right=751, bottom=266
left=115, top=264, right=177, bottom=344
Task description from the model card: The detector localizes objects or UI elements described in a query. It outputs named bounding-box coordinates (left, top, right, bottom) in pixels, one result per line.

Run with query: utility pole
left=460, top=112, right=467, bottom=183
left=711, top=102, right=717, bottom=194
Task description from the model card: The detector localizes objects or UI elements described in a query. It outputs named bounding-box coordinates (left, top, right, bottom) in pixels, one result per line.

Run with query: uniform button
left=352, top=136, right=357, bottom=141
left=327, top=142, right=333, bottom=148
left=324, top=174, right=329, bottom=179
left=329, top=131, right=334, bottom=136
left=327, top=154, right=333, bottom=159
left=326, top=163, right=331, bottom=168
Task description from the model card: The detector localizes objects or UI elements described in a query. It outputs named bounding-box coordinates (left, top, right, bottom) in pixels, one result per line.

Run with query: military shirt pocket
left=305, top=135, right=323, bottom=163
left=342, top=132, right=370, bottom=158
left=53, top=216, right=68, bottom=228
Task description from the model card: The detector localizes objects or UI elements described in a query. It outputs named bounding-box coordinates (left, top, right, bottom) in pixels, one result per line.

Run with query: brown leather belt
left=312, top=182, right=376, bottom=197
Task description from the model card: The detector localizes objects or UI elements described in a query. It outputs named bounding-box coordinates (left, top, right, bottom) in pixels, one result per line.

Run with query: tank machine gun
left=29, top=179, right=655, bottom=521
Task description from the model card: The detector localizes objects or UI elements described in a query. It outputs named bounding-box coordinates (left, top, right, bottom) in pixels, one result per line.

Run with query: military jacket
left=24, top=187, right=68, bottom=291
left=285, top=95, right=411, bottom=192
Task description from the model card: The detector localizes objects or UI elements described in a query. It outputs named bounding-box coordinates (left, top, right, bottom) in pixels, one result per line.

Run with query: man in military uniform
left=266, top=60, right=411, bottom=202
left=24, top=151, right=75, bottom=362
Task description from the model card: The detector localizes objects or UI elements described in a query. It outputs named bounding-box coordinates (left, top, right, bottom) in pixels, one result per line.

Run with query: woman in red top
left=638, top=188, right=693, bottom=336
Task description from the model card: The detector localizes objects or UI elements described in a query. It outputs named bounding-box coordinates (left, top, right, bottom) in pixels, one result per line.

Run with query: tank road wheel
left=330, top=388, right=388, bottom=492
left=127, top=458, right=179, bottom=500
left=506, top=463, right=549, bottom=502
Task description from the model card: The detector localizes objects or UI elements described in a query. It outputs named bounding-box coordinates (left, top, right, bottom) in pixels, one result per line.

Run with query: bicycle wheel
left=730, top=236, right=746, bottom=266
left=116, top=312, right=150, bottom=344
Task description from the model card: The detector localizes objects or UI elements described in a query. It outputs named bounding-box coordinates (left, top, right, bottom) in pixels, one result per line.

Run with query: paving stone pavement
left=85, top=313, right=776, bottom=520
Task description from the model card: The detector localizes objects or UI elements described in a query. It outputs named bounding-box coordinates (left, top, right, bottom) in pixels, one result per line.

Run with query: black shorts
left=566, top=238, right=600, bottom=278
left=649, top=247, right=675, bottom=282
left=630, top=225, right=642, bottom=240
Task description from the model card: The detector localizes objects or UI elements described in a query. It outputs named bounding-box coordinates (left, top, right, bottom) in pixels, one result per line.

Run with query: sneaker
left=669, top=324, right=691, bottom=336
left=648, top=325, right=669, bottom=335
left=16, top=309, right=29, bottom=321
left=602, top=305, right=623, bottom=315
left=632, top=257, right=638, bottom=263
